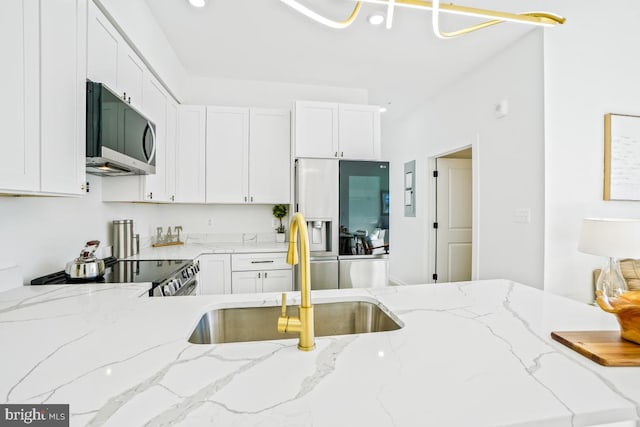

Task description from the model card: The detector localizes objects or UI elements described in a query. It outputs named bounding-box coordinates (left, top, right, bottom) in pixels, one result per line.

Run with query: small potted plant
left=272, top=204, right=288, bottom=243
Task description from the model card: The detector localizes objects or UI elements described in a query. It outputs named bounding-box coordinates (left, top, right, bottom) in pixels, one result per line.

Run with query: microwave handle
left=143, top=121, right=156, bottom=164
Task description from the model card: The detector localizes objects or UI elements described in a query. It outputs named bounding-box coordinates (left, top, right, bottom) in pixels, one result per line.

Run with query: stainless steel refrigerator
left=295, top=158, right=389, bottom=290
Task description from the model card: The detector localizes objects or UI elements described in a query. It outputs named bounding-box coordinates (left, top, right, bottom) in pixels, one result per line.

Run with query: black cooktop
left=31, top=257, right=191, bottom=285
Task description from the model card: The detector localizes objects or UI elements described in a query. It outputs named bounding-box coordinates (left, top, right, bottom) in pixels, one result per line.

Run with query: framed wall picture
left=604, top=113, right=640, bottom=201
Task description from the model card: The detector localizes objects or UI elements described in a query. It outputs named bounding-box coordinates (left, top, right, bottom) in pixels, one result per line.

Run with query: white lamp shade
left=578, top=218, right=640, bottom=258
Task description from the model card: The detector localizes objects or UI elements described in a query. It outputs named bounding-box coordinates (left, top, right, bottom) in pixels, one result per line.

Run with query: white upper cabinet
left=0, top=0, right=85, bottom=196
left=139, top=76, right=168, bottom=202
left=294, top=101, right=338, bottom=159
left=0, top=0, right=40, bottom=193
left=338, top=104, right=381, bottom=160
left=87, top=0, right=119, bottom=91
left=249, top=109, right=291, bottom=204
left=118, top=44, right=145, bottom=110
left=165, top=99, right=178, bottom=202
left=176, top=106, right=206, bottom=203
left=206, top=107, right=290, bottom=204
left=93, top=2, right=182, bottom=204
left=87, top=1, right=144, bottom=108
left=206, top=107, right=249, bottom=204
left=40, top=0, right=87, bottom=195
left=294, top=101, right=381, bottom=160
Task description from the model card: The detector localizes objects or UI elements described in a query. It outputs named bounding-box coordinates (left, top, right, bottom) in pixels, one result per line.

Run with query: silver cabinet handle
left=258, top=272, right=261, bottom=279
left=244, top=196, right=247, bottom=202
left=334, top=151, right=338, bottom=157
left=251, top=260, right=274, bottom=264
left=250, top=196, right=253, bottom=202
left=264, top=272, right=268, bottom=278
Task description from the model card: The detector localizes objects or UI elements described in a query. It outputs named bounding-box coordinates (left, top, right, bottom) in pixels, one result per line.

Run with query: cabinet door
left=87, top=0, right=119, bottom=91
left=0, top=0, right=40, bottom=192
left=165, top=99, right=178, bottom=202
left=231, top=271, right=260, bottom=294
left=262, top=269, right=293, bottom=293
left=175, top=106, right=206, bottom=203
left=141, top=76, right=168, bottom=202
left=338, top=104, right=381, bottom=160
left=249, top=109, right=291, bottom=203
left=205, top=107, right=249, bottom=203
left=294, top=101, right=339, bottom=159
left=117, top=43, right=145, bottom=109
left=40, top=0, right=87, bottom=195
left=198, top=254, right=231, bottom=295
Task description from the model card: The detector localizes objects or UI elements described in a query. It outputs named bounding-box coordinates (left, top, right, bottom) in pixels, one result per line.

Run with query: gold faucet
left=277, top=212, right=315, bottom=351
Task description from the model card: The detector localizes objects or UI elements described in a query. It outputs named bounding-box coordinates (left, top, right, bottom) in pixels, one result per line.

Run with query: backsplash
left=0, top=175, right=285, bottom=284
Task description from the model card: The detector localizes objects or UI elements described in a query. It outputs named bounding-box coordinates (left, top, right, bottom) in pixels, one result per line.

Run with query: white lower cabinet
left=262, top=269, right=294, bottom=293
left=231, top=270, right=293, bottom=294
left=231, top=271, right=261, bottom=294
left=231, top=253, right=292, bottom=294
left=197, top=254, right=231, bottom=295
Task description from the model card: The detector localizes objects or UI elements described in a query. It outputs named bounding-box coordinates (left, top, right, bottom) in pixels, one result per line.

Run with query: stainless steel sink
left=188, top=299, right=403, bottom=344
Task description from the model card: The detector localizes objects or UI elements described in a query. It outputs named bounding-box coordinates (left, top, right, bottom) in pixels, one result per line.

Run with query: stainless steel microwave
left=86, top=81, right=156, bottom=176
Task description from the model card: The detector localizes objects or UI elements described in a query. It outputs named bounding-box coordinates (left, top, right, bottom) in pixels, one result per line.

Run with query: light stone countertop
left=1, top=280, right=639, bottom=426
left=126, top=242, right=289, bottom=261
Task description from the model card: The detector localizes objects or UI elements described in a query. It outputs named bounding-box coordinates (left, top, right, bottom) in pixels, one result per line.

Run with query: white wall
left=384, top=29, right=545, bottom=288
left=543, top=0, right=640, bottom=303
left=185, top=76, right=368, bottom=107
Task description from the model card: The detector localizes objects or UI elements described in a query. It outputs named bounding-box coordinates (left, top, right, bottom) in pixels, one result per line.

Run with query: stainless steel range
left=31, top=257, right=200, bottom=296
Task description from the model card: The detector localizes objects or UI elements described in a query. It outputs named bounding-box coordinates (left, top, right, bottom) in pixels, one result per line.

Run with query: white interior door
left=436, top=158, right=472, bottom=283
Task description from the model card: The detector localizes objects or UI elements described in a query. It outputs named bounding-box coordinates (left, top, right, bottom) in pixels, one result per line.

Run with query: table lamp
left=578, top=218, right=640, bottom=299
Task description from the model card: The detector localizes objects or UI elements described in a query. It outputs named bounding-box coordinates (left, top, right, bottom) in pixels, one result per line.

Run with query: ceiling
left=145, top=0, right=542, bottom=118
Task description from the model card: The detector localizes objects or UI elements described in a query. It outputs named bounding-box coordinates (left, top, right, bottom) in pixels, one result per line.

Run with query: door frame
left=427, top=137, right=480, bottom=283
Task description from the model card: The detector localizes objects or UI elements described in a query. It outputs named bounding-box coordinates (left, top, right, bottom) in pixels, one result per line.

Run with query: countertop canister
left=113, top=219, right=135, bottom=259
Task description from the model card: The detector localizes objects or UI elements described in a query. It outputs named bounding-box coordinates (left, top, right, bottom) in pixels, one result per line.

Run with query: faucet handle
left=280, top=293, right=287, bottom=317
left=278, top=293, right=289, bottom=333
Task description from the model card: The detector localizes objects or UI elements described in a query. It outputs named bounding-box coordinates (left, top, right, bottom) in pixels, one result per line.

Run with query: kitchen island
left=1, top=280, right=639, bottom=426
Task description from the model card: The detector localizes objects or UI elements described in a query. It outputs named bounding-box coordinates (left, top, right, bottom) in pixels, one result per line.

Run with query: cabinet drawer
left=231, top=253, right=290, bottom=271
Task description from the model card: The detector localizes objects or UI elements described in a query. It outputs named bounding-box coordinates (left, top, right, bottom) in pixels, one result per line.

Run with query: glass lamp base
left=596, top=257, right=627, bottom=299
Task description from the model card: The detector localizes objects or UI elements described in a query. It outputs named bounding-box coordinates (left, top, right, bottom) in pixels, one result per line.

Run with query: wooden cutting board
left=551, top=331, right=640, bottom=366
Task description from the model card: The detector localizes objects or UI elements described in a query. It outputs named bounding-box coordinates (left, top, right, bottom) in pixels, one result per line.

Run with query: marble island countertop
left=1, top=280, right=639, bottom=426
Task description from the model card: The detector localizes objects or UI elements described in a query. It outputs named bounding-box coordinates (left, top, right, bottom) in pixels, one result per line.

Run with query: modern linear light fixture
left=280, top=0, right=565, bottom=38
